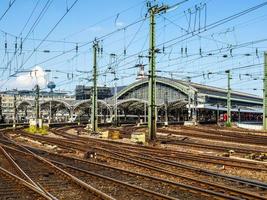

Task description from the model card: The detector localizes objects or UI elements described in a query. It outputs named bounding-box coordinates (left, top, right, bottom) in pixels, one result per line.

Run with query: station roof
left=115, top=76, right=262, bottom=105
left=171, top=78, right=262, bottom=104
left=177, top=79, right=260, bottom=99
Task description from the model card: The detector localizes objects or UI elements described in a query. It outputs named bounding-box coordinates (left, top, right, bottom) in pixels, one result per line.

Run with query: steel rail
left=5, top=130, right=267, bottom=200
left=0, top=166, right=53, bottom=200
left=3, top=139, right=115, bottom=200
left=0, top=145, right=58, bottom=199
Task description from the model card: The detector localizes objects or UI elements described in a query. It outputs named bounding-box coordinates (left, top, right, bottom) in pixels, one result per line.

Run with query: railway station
left=0, top=1, right=267, bottom=200
left=1, top=76, right=263, bottom=126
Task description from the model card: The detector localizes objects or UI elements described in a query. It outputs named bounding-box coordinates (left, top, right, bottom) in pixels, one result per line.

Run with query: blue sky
left=0, top=0, right=267, bottom=96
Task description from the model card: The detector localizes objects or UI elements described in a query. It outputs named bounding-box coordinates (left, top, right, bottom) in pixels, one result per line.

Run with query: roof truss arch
left=116, top=78, right=197, bottom=101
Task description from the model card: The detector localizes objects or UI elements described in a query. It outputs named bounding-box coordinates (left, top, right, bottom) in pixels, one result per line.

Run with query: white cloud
left=88, top=26, right=103, bottom=32
left=116, top=21, right=124, bottom=27
left=8, top=66, right=47, bottom=90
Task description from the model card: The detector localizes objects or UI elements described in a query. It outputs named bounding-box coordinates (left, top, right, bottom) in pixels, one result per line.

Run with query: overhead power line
left=19, top=0, right=42, bottom=36
left=13, top=0, right=79, bottom=74
left=17, top=15, right=149, bottom=74
left=96, top=1, right=267, bottom=74
left=0, top=0, right=80, bottom=89
left=0, top=0, right=17, bottom=22
left=2, top=0, right=53, bottom=75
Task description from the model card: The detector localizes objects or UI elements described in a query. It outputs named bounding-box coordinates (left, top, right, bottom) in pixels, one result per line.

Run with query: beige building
left=0, top=90, right=74, bottom=123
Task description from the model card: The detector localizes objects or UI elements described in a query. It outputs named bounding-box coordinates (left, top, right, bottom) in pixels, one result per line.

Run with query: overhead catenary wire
left=0, top=1, right=203, bottom=79
left=1, top=0, right=80, bottom=88
left=63, top=0, right=147, bottom=39
left=2, top=0, right=53, bottom=75
left=0, top=0, right=17, bottom=22
left=95, top=1, right=267, bottom=75
left=19, top=0, right=42, bottom=36
left=17, top=16, right=150, bottom=76
left=10, top=1, right=191, bottom=80
left=1, top=0, right=266, bottom=97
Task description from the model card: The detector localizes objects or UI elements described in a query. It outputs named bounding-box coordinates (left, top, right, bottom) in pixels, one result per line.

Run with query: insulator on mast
left=75, top=43, right=78, bottom=53
left=100, top=40, right=103, bottom=55
left=15, top=37, right=17, bottom=53
left=4, top=33, right=7, bottom=53
left=20, top=38, right=22, bottom=54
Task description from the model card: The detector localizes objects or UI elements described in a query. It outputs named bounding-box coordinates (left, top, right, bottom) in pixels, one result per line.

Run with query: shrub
left=25, top=125, right=48, bottom=135
left=225, top=121, right=232, bottom=127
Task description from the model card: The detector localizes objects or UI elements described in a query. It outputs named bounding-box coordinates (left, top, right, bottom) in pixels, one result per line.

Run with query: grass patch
left=25, top=125, right=48, bottom=135
left=225, top=121, right=232, bottom=127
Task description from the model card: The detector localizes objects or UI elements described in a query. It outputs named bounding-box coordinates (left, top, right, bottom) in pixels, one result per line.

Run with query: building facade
left=0, top=77, right=263, bottom=124
left=0, top=90, right=74, bottom=123
left=75, top=85, right=113, bottom=100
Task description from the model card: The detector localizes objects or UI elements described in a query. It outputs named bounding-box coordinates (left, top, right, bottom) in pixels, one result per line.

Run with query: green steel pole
left=13, top=95, right=17, bottom=127
left=49, top=91, right=52, bottom=123
left=114, top=79, right=118, bottom=126
left=35, top=85, right=40, bottom=120
left=148, top=7, right=157, bottom=140
left=187, top=79, right=191, bottom=121
left=264, top=52, right=267, bottom=130
left=91, top=40, right=98, bottom=132
left=164, top=92, right=168, bottom=126
left=216, top=104, right=219, bottom=125
left=226, top=70, right=231, bottom=126
left=0, top=95, right=2, bottom=122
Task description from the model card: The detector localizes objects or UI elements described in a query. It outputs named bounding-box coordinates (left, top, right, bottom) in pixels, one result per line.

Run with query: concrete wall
left=236, top=122, right=263, bottom=130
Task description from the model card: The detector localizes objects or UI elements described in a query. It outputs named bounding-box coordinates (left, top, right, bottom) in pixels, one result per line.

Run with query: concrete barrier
left=236, top=123, right=263, bottom=130
left=131, top=132, right=146, bottom=144
left=48, top=122, right=78, bottom=128
left=0, top=123, right=29, bottom=129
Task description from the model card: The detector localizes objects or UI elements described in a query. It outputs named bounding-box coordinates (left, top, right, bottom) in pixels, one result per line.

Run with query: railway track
left=93, top=147, right=267, bottom=197
left=158, top=127, right=267, bottom=146
left=180, top=125, right=267, bottom=137
left=16, top=127, right=267, bottom=172
left=0, top=166, right=52, bottom=200
left=2, top=142, right=114, bottom=200
left=0, top=145, right=53, bottom=193
left=2, top=145, right=180, bottom=200
left=13, top=143, right=243, bottom=200
left=4, top=129, right=267, bottom=200
left=0, top=136, right=241, bottom=200
left=157, top=136, right=266, bottom=154
left=60, top=126, right=267, bottom=154
left=50, top=128, right=267, bottom=171
left=96, top=142, right=267, bottom=170
left=0, top=145, right=24, bottom=176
